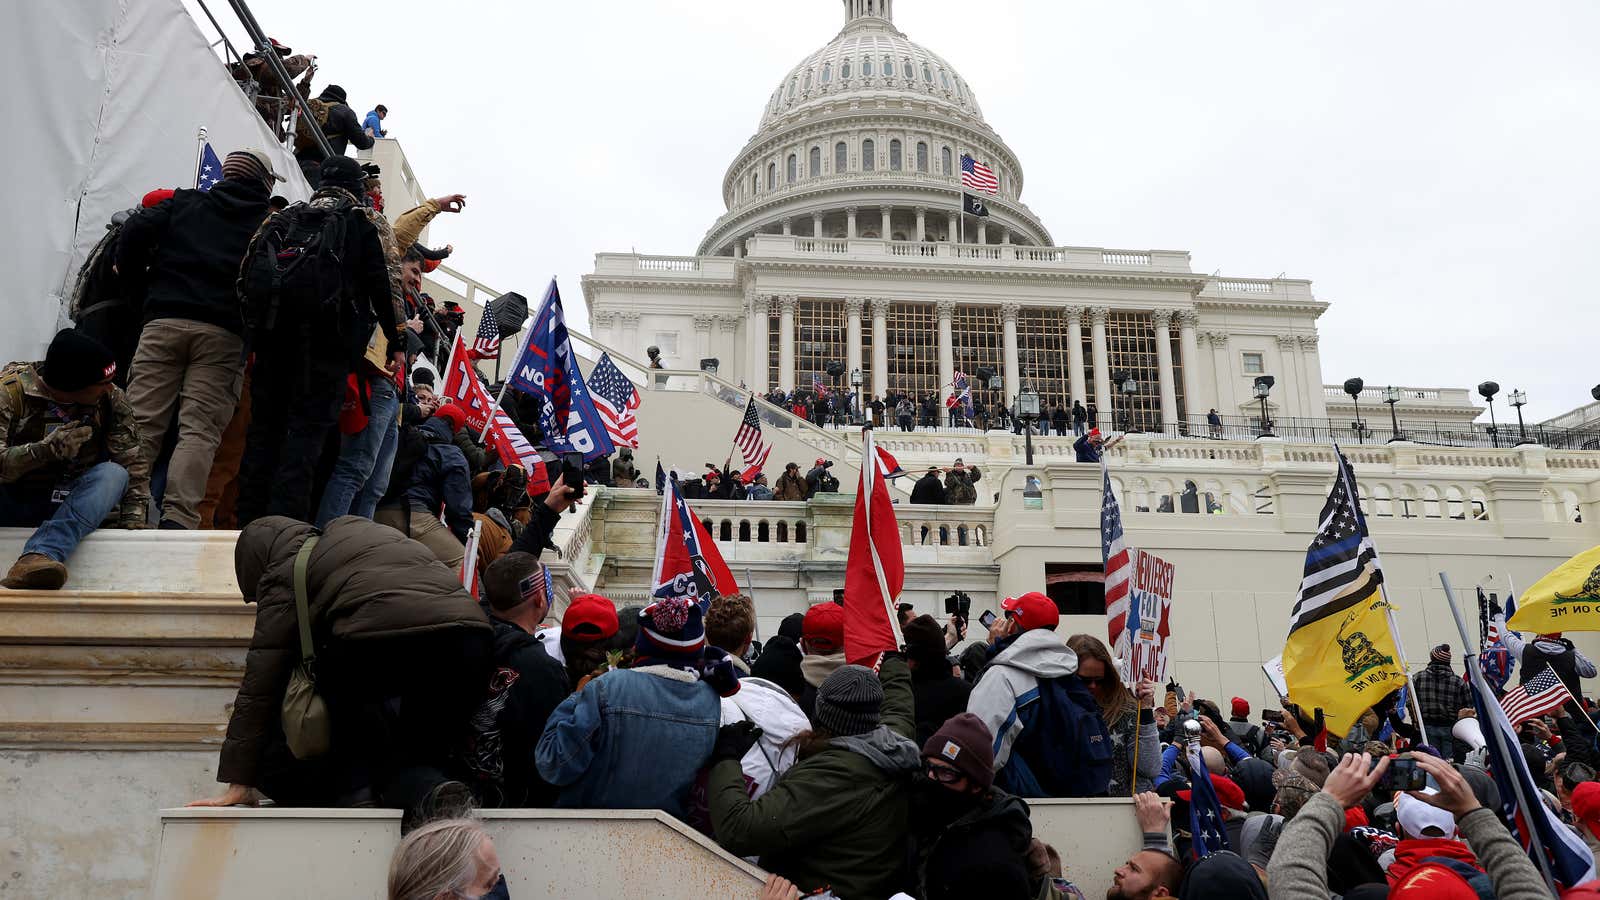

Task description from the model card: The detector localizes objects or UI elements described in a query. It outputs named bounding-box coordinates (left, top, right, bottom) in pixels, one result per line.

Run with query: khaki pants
left=199, top=367, right=252, bottom=529
left=125, top=319, right=245, bottom=529
left=376, top=507, right=465, bottom=569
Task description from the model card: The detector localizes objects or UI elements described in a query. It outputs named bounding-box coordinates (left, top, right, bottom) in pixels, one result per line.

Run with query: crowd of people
left=754, top=387, right=1111, bottom=437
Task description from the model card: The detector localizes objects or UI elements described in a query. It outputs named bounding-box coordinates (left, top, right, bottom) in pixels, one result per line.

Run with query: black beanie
left=319, top=155, right=365, bottom=191
left=902, top=614, right=947, bottom=667
left=41, top=329, right=116, bottom=391
left=411, top=368, right=436, bottom=388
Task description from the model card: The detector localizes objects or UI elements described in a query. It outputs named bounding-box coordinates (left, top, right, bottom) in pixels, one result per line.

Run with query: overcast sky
left=192, top=0, right=1599, bottom=422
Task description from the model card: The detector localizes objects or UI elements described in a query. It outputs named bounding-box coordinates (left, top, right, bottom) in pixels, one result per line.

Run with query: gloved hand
left=40, top=424, right=95, bottom=460
left=711, top=720, right=762, bottom=765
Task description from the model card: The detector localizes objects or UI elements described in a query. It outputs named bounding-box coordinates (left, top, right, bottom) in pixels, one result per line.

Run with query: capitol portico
left=585, top=0, right=1334, bottom=431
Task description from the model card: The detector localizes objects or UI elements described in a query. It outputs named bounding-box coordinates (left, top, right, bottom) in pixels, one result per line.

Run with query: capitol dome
left=697, top=0, right=1052, bottom=256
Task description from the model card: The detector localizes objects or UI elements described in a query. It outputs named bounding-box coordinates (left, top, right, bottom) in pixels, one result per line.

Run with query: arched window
left=916, top=141, right=928, bottom=172
left=821, top=63, right=831, bottom=84
left=841, top=59, right=852, bottom=79
left=939, top=69, right=950, bottom=89
left=777, top=521, right=789, bottom=542
left=794, top=522, right=807, bottom=543
left=889, top=139, right=902, bottom=170
left=835, top=141, right=848, bottom=172
left=922, top=62, right=933, bottom=82
left=941, top=146, right=952, bottom=174
left=883, top=55, right=894, bottom=77
left=751, top=173, right=757, bottom=195
left=767, top=162, right=776, bottom=189
left=786, top=77, right=796, bottom=100
left=786, top=153, right=797, bottom=184
left=738, top=520, right=751, bottom=542
left=862, top=56, right=873, bottom=77
left=719, top=520, right=732, bottom=541
left=902, top=59, right=913, bottom=78
left=862, top=139, right=875, bottom=171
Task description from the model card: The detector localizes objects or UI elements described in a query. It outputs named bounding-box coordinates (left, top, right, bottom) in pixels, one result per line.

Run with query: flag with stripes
left=1280, top=447, right=1407, bottom=732
left=811, top=373, right=828, bottom=398
left=1501, top=665, right=1574, bottom=726
left=587, top=353, right=640, bottom=448
left=1185, top=742, right=1231, bottom=860
left=1102, top=464, right=1134, bottom=665
left=467, top=310, right=501, bottom=361
left=1470, top=666, right=1597, bottom=887
left=960, top=153, right=999, bottom=194
left=733, top=396, right=772, bottom=481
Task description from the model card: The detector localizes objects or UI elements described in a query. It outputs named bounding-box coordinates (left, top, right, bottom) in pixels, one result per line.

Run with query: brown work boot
left=1, top=553, right=68, bottom=590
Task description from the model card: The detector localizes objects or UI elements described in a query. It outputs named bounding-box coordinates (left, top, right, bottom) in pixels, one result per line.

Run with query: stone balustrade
left=745, top=233, right=1195, bottom=272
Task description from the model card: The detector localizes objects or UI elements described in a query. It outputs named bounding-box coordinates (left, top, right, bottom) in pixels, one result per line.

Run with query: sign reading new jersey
left=1127, top=549, right=1175, bottom=683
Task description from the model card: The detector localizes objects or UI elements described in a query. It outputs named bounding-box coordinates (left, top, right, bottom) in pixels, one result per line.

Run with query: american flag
left=467, top=311, right=501, bottom=361
left=947, top=371, right=973, bottom=415
left=732, top=396, right=772, bottom=481
left=1289, top=447, right=1382, bottom=632
left=811, top=373, right=828, bottom=398
left=1102, top=464, right=1134, bottom=661
left=587, top=353, right=641, bottom=448
left=195, top=142, right=222, bottom=191
left=960, top=153, right=999, bottom=194
left=1185, top=742, right=1231, bottom=859
left=1501, top=665, right=1575, bottom=726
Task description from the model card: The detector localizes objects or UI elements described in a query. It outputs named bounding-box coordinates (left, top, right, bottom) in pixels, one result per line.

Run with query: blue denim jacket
left=535, top=665, right=720, bottom=818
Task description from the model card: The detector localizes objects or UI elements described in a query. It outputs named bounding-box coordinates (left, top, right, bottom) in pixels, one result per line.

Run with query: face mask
left=912, top=772, right=980, bottom=824
left=471, top=874, right=510, bottom=900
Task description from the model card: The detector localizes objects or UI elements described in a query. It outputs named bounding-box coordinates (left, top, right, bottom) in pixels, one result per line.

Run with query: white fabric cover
left=719, top=675, right=811, bottom=797
left=2, top=0, right=310, bottom=365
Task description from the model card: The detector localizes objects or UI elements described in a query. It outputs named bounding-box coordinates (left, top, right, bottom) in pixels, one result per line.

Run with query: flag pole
left=192, top=126, right=208, bottom=188
left=1439, top=572, right=1559, bottom=894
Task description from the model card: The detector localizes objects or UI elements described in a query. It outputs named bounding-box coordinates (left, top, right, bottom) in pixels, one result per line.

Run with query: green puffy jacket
left=709, top=657, right=919, bottom=900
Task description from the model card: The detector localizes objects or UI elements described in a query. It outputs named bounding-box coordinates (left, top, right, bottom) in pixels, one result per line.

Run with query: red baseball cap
left=142, top=188, right=175, bottom=208
left=1178, top=774, right=1246, bottom=811
left=1573, top=782, right=1600, bottom=836
left=1002, top=592, right=1059, bottom=632
left=803, top=601, right=845, bottom=653
left=563, top=593, right=619, bottom=642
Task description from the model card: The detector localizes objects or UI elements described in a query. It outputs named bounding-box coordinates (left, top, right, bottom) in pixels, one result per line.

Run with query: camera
left=943, top=591, right=972, bottom=621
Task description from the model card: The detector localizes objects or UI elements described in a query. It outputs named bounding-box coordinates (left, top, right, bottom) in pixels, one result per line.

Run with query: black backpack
left=238, top=200, right=351, bottom=339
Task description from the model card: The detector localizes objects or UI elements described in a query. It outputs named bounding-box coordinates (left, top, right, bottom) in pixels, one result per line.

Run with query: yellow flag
left=1282, top=586, right=1408, bottom=734
left=1507, top=545, right=1600, bottom=634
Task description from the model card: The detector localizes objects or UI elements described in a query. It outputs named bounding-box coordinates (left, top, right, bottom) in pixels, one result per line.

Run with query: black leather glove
left=711, top=721, right=762, bottom=765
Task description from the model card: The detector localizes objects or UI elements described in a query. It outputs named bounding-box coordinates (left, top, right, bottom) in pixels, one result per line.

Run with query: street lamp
left=1117, top=372, right=1139, bottom=433
left=1343, top=377, right=1366, bottom=443
left=850, top=368, right=864, bottom=425
left=1252, top=375, right=1275, bottom=437
left=1018, top=385, right=1040, bottom=465
left=1478, top=381, right=1501, bottom=448
left=1509, top=389, right=1529, bottom=444
left=1382, top=385, right=1403, bottom=442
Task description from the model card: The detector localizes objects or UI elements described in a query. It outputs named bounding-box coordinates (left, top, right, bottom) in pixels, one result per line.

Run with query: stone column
left=777, top=294, right=797, bottom=391
left=811, top=213, right=823, bottom=237
left=844, top=296, right=864, bottom=389
left=781, top=218, right=792, bottom=236
left=936, top=298, right=956, bottom=412
left=1152, top=309, right=1178, bottom=428
left=592, top=311, right=617, bottom=351
left=870, top=297, right=890, bottom=399
left=1090, top=306, right=1111, bottom=428
left=879, top=205, right=892, bottom=239
left=716, top=315, right=739, bottom=376
left=998, top=226, right=1010, bottom=245
left=1054, top=306, right=1081, bottom=409
left=1177, top=311, right=1203, bottom=429
left=748, top=294, right=771, bottom=392
left=1299, top=335, right=1327, bottom=418
left=732, top=241, right=743, bottom=259
left=1001, top=302, right=1020, bottom=403
left=693, top=314, right=714, bottom=364
left=947, top=211, right=958, bottom=242
left=976, top=220, right=987, bottom=244
left=619, top=311, right=640, bottom=358
left=846, top=207, right=858, bottom=239
left=1206, top=332, right=1234, bottom=412
left=1276, top=335, right=1300, bottom=419
left=915, top=207, right=927, bottom=241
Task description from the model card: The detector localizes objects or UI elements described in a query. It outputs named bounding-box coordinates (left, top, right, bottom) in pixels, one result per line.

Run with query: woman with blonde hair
left=388, top=818, right=506, bottom=900
left=1065, top=633, right=1160, bottom=796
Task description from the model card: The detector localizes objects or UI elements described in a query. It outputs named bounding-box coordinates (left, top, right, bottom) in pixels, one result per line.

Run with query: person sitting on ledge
left=1, top=329, right=151, bottom=590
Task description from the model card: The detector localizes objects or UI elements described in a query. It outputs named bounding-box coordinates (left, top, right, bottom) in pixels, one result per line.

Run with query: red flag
left=843, top=431, right=905, bottom=664
left=652, top=476, right=739, bottom=604
left=441, top=334, right=495, bottom=435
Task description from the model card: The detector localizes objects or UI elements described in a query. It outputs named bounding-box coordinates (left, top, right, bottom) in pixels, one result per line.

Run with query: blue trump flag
left=506, top=279, right=615, bottom=462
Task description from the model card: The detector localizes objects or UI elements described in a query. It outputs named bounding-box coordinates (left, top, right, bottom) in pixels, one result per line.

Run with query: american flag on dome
left=1501, top=665, right=1575, bottom=726
left=588, top=353, right=641, bottom=448
left=1103, top=464, right=1134, bottom=664
left=960, top=153, right=998, bottom=194
left=468, top=311, right=501, bottom=361
left=732, top=396, right=772, bottom=481
left=195, top=142, right=222, bottom=191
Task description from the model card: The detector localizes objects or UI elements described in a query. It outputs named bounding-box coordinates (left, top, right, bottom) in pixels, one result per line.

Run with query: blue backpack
left=1002, top=674, right=1113, bottom=797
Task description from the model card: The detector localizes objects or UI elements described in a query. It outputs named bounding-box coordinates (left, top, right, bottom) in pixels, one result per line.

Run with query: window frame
left=835, top=141, right=848, bottom=173
left=862, top=138, right=876, bottom=172
left=916, top=141, right=928, bottom=173
left=809, top=146, right=822, bottom=178
left=889, top=139, right=902, bottom=171
left=1241, top=352, right=1264, bottom=375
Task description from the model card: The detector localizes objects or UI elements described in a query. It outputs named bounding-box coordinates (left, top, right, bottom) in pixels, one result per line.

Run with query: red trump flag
left=843, top=431, right=906, bottom=664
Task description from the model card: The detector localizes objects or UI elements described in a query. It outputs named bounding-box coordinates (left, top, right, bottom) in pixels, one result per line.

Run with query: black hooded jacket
left=115, top=178, right=273, bottom=335
left=912, top=787, right=1036, bottom=900
left=910, top=472, right=946, bottom=505
left=488, top=612, right=569, bottom=807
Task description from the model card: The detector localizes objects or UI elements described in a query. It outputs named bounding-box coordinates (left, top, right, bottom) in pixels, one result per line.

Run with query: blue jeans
left=315, top=377, right=401, bottom=528
left=0, top=462, right=128, bottom=563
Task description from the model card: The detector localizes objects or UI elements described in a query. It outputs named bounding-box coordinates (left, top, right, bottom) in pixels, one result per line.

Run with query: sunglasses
left=924, top=761, right=965, bottom=784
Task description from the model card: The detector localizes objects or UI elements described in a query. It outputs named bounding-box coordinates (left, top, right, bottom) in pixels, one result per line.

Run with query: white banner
left=1263, top=654, right=1288, bottom=700
left=1126, top=549, right=1175, bottom=684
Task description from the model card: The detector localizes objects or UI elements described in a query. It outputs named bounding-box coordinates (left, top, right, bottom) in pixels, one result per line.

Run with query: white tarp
left=1, top=0, right=309, bottom=365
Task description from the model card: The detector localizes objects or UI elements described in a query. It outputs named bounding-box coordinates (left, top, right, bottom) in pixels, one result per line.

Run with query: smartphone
left=1262, top=709, right=1284, bottom=723
left=979, top=610, right=997, bottom=629
left=1375, top=753, right=1428, bottom=792
left=561, top=451, right=586, bottom=501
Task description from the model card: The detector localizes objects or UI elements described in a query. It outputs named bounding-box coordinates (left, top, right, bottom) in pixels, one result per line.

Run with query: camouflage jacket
left=0, top=363, right=150, bottom=523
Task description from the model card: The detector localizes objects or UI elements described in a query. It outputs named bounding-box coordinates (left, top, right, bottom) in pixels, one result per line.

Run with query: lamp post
left=1117, top=372, right=1139, bottom=433
left=1343, top=377, right=1366, bottom=443
left=1382, top=385, right=1403, bottom=442
left=1018, top=385, right=1040, bottom=466
left=1478, top=381, right=1501, bottom=448
left=850, top=367, right=864, bottom=425
left=1252, top=375, right=1275, bottom=437
left=1509, top=389, right=1528, bottom=444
